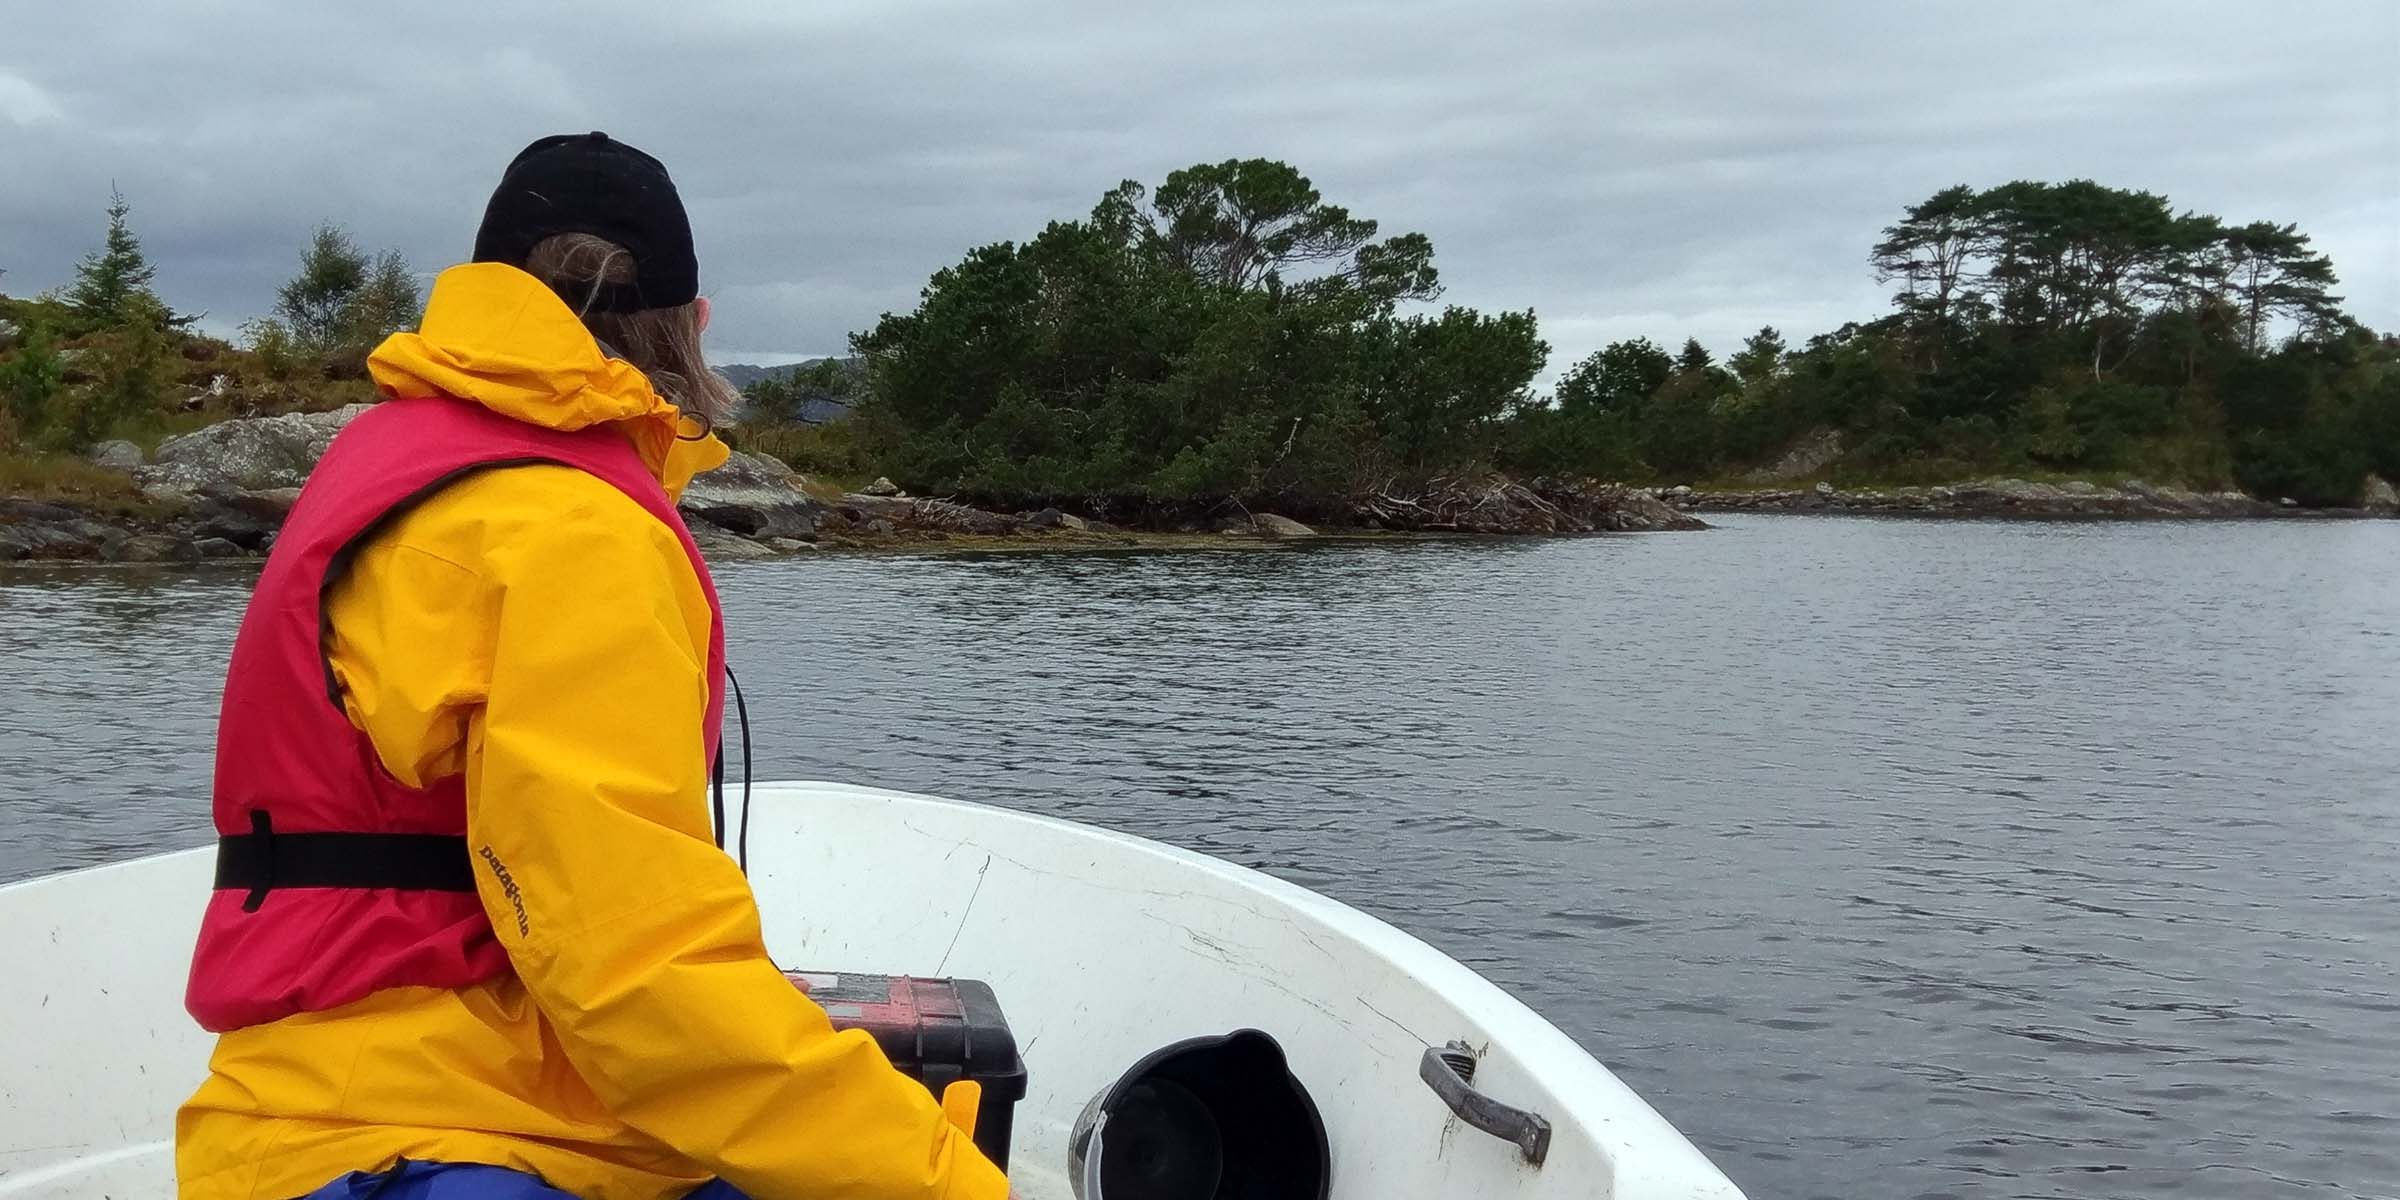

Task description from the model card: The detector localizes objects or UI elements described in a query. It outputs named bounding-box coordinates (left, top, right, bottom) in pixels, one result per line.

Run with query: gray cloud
left=4, top=0, right=2394, bottom=376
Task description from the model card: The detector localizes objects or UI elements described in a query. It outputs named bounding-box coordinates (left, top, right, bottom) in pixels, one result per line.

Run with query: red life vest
left=184, top=396, right=726, bottom=1033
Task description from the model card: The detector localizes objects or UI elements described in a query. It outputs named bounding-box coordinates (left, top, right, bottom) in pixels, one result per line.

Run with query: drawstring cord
left=731, top=665, right=754, bottom=873
left=709, top=665, right=754, bottom=874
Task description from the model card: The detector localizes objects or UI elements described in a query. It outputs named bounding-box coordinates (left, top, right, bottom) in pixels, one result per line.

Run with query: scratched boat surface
left=0, top=781, right=1742, bottom=1198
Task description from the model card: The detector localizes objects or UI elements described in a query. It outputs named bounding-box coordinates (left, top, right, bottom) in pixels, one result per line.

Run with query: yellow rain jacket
left=176, top=263, right=1008, bottom=1200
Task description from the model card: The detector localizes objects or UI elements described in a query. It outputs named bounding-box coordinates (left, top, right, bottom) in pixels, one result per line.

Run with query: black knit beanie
left=472, top=131, right=698, bottom=313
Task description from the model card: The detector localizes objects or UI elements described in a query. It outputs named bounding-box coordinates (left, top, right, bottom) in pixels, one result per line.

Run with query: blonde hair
left=520, top=233, right=739, bottom=425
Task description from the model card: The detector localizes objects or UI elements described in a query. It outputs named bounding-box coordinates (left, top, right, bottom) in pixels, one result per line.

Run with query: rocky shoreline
left=1, top=406, right=1705, bottom=564
left=1658, top=476, right=2400, bottom=521
left=14, top=406, right=2393, bottom=566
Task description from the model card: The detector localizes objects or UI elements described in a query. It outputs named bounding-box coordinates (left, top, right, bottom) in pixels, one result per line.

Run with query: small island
left=4, top=163, right=2393, bottom=562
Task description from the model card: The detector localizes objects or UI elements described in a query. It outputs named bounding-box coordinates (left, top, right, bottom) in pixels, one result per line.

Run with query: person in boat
left=175, top=133, right=1009, bottom=1200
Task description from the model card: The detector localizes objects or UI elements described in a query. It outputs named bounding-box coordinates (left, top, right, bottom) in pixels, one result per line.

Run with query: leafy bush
left=243, top=318, right=301, bottom=381
left=2233, top=423, right=2368, bottom=506
left=1, top=318, right=65, bottom=445
left=730, top=418, right=875, bottom=480
left=62, top=296, right=171, bottom=449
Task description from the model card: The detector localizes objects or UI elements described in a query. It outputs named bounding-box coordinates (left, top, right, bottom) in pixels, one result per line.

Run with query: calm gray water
left=4, top=515, right=2397, bottom=1199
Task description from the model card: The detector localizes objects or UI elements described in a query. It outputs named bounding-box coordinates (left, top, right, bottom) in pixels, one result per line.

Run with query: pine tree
left=66, top=188, right=165, bottom=328
left=1728, top=327, right=1787, bottom=384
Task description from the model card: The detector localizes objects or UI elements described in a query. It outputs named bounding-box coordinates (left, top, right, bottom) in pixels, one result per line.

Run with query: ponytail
left=521, top=233, right=739, bottom=425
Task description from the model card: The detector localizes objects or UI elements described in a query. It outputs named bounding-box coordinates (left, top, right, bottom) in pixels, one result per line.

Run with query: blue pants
left=301, top=1161, right=748, bottom=1199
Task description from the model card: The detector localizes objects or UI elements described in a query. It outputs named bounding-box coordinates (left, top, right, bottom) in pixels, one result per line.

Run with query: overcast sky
left=4, top=1, right=2395, bottom=376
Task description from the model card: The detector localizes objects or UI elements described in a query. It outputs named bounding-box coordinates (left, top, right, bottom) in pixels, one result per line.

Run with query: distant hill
left=716, top=360, right=818, bottom=390
left=718, top=356, right=860, bottom=425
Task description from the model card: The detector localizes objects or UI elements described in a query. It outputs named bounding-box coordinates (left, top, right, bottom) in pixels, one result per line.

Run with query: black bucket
left=1067, top=1029, right=1331, bottom=1200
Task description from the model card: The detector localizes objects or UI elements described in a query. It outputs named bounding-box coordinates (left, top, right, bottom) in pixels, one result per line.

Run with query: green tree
left=1977, top=180, right=2184, bottom=334
left=276, top=224, right=371, bottom=351
left=2217, top=221, right=2341, bottom=351
left=1, top=318, right=65, bottom=442
left=65, top=189, right=168, bottom=328
left=1105, top=160, right=1440, bottom=304
left=1362, top=307, right=1547, bottom=468
left=242, top=318, right=301, bottom=381
left=1554, top=338, right=1672, bottom=415
left=2016, top=391, right=2092, bottom=470
left=2359, top=372, right=2400, bottom=485
left=1728, top=327, right=1786, bottom=385
left=346, top=251, right=423, bottom=345
left=1641, top=379, right=1724, bottom=478
left=1492, top=179, right=2387, bottom=499
left=63, top=295, right=169, bottom=449
left=851, top=159, right=1512, bottom=502
left=1871, top=185, right=1989, bottom=328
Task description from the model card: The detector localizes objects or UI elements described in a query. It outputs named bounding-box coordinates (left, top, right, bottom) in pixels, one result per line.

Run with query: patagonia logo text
left=477, top=845, right=529, bottom=937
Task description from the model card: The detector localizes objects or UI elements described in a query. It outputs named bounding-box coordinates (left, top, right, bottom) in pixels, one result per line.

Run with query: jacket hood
left=366, top=262, right=728, bottom=497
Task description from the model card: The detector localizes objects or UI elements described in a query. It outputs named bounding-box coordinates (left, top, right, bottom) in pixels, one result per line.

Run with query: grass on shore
left=0, top=452, right=151, bottom=509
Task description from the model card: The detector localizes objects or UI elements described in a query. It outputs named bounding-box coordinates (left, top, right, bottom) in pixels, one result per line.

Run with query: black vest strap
left=217, top=810, right=476, bottom=912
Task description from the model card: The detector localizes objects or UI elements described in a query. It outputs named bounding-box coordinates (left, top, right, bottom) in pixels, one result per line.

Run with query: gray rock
left=1968, top=478, right=2068, bottom=504
left=680, top=450, right=802, bottom=508
left=686, top=523, right=779, bottom=560
left=192, top=537, right=245, bottom=559
left=690, top=504, right=763, bottom=534
left=1747, top=428, right=1846, bottom=483
left=1251, top=513, right=1316, bottom=537
left=830, top=494, right=1017, bottom=537
left=190, top=498, right=280, bottom=550
left=101, top=533, right=201, bottom=564
left=225, top=487, right=303, bottom=519
left=837, top=494, right=913, bottom=517
left=2278, top=497, right=2298, bottom=508
left=678, top=451, right=824, bottom=538
left=86, top=440, right=144, bottom=470
left=765, top=537, right=817, bottom=553
left=0, top=500, right=120, bottom=560
left=1019, top=507, right=1094, bottom=532
left=892, top=498, right=1022, bottom=535
left=860, top=476, right=904, bottom=497
left=1814, top=481, right=1835, bottom=497
left=690, top=503, right=818, bottom=540
left=136, top=404, right=371, bottom=494
left=2362, top=474, right=2398, bottom=513
left=1598, top=488, right=1709, bottom=532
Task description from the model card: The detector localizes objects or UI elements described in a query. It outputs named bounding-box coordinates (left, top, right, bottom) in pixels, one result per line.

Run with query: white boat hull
left=0, top=782, right=1742, bottom=1198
